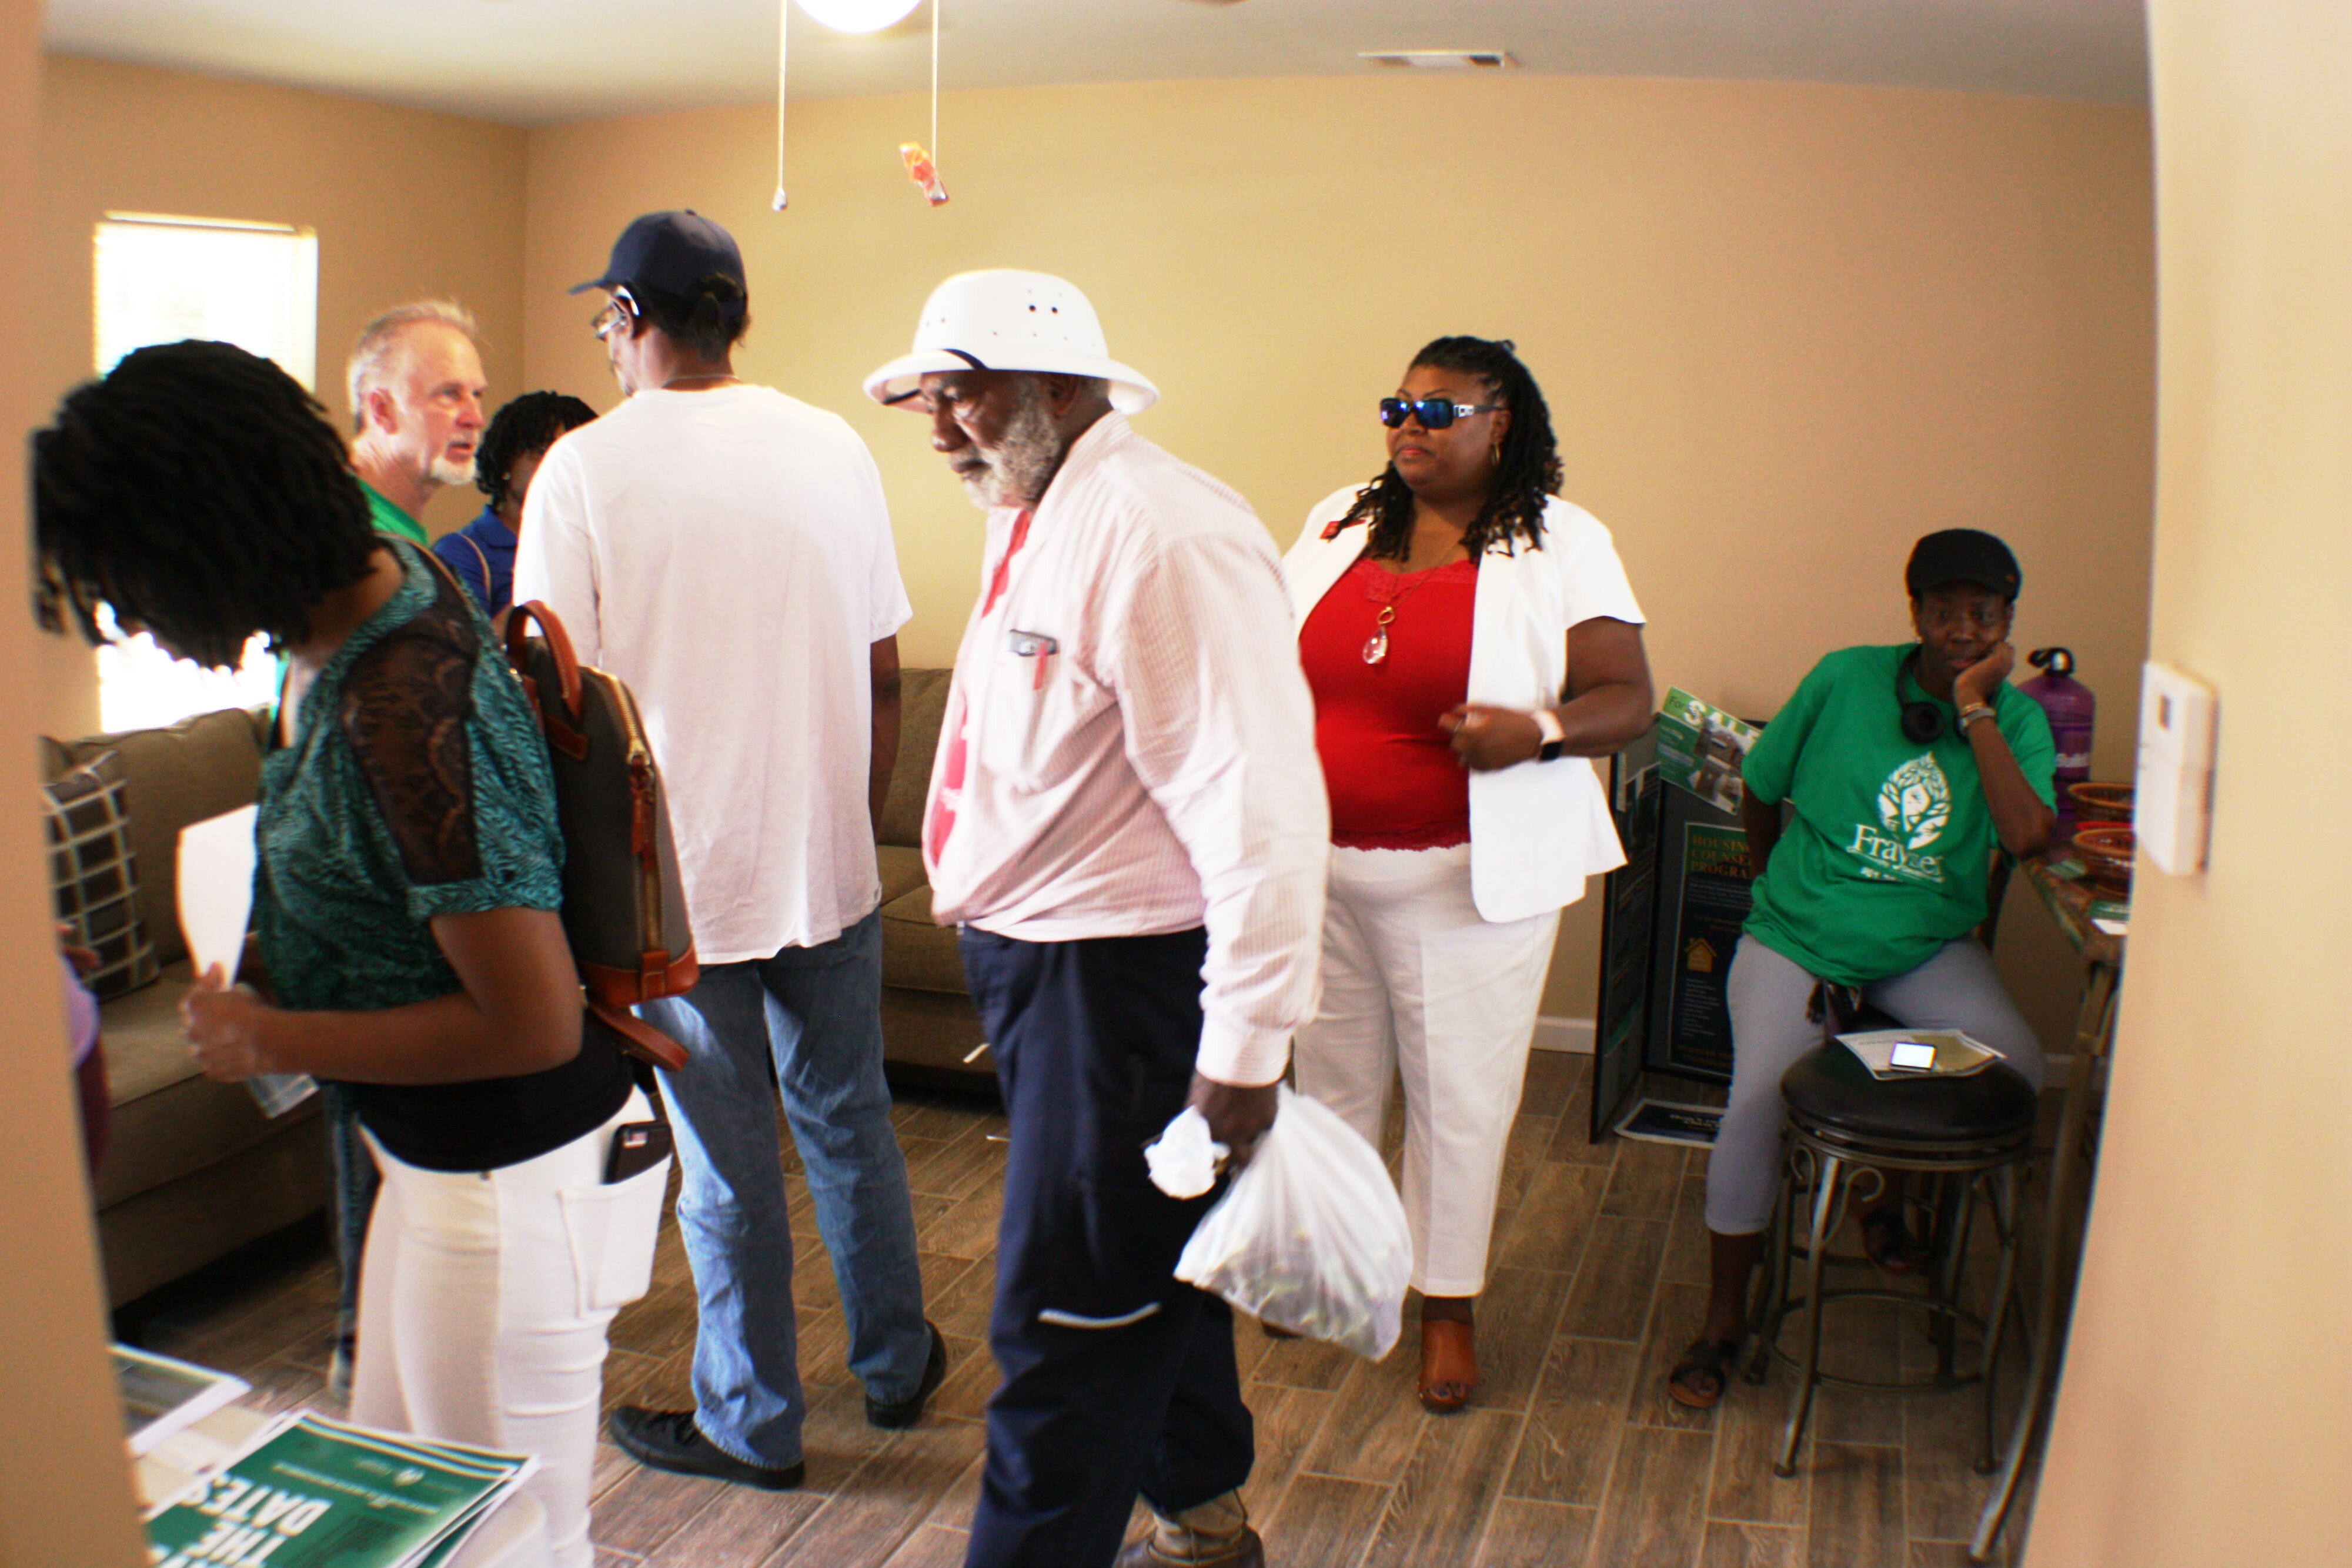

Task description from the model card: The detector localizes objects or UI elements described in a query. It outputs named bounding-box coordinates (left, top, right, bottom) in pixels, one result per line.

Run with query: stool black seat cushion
left=1780, top=1042, right=2038, bottom=1145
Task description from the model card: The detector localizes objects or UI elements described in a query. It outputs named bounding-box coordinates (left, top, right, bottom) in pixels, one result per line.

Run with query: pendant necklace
left=1359, top=559, right=1446, bottom=666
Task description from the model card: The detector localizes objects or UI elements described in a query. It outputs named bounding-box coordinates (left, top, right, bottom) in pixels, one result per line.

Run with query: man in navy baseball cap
left=529, top=206, right=947, bottom=1490
left=570, top=210, right=748, bottom=310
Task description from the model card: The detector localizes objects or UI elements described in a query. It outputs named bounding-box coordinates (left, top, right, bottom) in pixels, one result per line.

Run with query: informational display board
left=1592, top=730, right=1769, bottom=1142
left=1592, top=731, right=1661, bottom=1145
left=1654, top=810, right=1756, bottom=1078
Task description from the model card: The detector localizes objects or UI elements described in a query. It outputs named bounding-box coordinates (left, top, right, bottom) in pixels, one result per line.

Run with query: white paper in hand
left=176, top=805, right=258, bottom=985
left=177, top=806, right=315, bottom=1118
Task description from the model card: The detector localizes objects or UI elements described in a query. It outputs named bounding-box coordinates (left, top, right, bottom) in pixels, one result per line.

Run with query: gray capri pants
left=1704, top=935, right=2044, bottom=1236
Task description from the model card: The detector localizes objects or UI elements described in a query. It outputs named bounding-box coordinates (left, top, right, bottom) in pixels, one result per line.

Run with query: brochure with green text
left=1655, top=687, right=1762, bottom=814
left=145, top=1411, right=535, bottom=1568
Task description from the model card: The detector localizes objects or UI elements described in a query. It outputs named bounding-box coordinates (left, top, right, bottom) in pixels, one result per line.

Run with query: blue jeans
left=637, top=910, right=928, bottom=1467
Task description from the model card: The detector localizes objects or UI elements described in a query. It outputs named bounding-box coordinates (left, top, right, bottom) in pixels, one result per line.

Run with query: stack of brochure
left=1835, top=1028, right=2006, bottom=1081
left=145, top=1411, right=537, bottom=1568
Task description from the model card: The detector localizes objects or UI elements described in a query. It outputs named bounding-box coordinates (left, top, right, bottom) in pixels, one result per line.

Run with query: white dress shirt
left=514, top=385, right=912, bottom=963
left=924, top=413, right=1329, bottom=1086
left=1284, top=490, right=1647, bottom=923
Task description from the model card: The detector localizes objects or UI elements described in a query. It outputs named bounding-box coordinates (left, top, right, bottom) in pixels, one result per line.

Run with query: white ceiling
left=42, top=0, right=2149, bottom=128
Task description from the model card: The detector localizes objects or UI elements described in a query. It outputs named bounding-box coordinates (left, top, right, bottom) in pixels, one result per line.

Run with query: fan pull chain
left=770, top=0, right=789, bottom=210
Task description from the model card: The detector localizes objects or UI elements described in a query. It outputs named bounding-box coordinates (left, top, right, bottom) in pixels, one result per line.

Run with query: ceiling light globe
left=797, top=0, right=921, bottom=33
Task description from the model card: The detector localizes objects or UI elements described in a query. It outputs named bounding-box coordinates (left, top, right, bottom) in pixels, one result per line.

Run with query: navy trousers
left=959, top=925, right=1255, bottom=1568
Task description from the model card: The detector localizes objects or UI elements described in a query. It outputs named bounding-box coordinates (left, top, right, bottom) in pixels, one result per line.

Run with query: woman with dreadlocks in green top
left=33, top=340, right=658, bottom=1568
left=1282, top=337, right=1656, bottom=1412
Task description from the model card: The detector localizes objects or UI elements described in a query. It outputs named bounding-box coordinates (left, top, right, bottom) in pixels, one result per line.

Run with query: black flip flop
left=1668, top=1338, right=1741, bottom=1410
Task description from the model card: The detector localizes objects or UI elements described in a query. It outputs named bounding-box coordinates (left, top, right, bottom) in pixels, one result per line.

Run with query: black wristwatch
left=1533, top=708, right=1567, bottom=763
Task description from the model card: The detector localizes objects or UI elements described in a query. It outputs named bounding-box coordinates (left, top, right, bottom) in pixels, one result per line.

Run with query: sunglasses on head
left=1379, top=396, right=1506, bottom=430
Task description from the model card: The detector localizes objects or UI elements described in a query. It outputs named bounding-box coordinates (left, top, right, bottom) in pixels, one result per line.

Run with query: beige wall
left=2027, top=3, right=2352, bottom=1563
left=524, top=75, right=2155, bottom=1037
left=0, top=14, right=149, bottom=1567
left=31, top=56, right=529, bottom=739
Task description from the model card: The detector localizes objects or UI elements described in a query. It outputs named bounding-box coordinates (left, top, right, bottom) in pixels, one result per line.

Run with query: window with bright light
left=91, top=214, right=318, bottom=733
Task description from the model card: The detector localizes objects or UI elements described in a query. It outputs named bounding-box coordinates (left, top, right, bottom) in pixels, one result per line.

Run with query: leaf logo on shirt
left=1877, top=754, right=1952, bottom=851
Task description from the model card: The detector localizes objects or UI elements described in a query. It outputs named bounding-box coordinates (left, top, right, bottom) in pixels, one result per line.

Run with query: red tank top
left=1297, top=554, right=1478, bottom=851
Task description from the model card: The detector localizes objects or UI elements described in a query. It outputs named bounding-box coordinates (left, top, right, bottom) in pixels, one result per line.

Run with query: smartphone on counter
left=1887, top=1041, right=1939, bottom=1072
left=604, top=1120, right=673, bottom=1183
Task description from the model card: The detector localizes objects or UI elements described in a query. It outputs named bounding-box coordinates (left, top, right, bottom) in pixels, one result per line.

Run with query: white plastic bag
left=1170, top=1086, right=1412, bottom=1360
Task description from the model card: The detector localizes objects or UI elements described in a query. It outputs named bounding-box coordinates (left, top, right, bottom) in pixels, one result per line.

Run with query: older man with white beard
left=866, top=272, right=1328, bottom=1568
left=345, top=300, right=490, bottom=546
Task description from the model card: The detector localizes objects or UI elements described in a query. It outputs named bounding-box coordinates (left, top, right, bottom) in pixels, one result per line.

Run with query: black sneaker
left=607, top=1407, right=804, bottom=1490
left=866, top=1321, right=950, bottom=1429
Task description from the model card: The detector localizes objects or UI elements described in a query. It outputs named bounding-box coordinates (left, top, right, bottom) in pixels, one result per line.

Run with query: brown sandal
left=1419, top=1318, right=1478, bottom=1413
left=1667, top=1338, right=1741, bottom=1410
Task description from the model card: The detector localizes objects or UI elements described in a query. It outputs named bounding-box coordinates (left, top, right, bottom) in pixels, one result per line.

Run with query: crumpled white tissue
left=1144, top=1105, right=1227, bottom=1199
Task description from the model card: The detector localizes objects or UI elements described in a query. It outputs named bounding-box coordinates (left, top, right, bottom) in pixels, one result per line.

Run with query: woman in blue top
left=1666, top=530, right=2057, bottom=1409
left=436, top=390, right=597, bottom=626
left=34, top=342, right=660, bottom=1568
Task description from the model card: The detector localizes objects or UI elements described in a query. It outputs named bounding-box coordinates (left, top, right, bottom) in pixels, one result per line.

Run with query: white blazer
left=1284, top=489, right=1647, bottom=924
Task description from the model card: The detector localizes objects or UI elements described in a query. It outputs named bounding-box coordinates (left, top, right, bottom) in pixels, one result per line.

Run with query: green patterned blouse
left=254, top=541, right=564, bottom=1015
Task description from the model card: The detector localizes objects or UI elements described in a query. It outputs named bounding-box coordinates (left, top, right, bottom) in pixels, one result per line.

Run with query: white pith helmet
left=864, top=269, right=1160, bottom=414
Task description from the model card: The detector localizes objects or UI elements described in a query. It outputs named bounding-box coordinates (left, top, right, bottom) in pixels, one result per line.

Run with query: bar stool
left=1750, top=1034, right=2039, bottom=1477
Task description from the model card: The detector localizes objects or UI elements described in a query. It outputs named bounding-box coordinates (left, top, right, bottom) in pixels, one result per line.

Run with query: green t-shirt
left=1741, top=644, right=2056, bottom=985
left=359, top=479, right=429, bottom=547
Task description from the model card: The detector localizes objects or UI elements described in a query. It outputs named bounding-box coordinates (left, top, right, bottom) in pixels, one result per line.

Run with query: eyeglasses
left=1379, top=396, right=1506, bottom=430
left=590, top=286, right=639, bottom=343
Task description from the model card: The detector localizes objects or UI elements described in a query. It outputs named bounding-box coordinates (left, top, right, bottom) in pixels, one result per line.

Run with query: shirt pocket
left=974, top=630, right=1101, bottom=787
left=557, top=1156, right=671, bottom=1316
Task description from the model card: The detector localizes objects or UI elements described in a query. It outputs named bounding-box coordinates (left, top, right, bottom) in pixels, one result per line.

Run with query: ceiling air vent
left=1358, top=50, right=1516, bottom=70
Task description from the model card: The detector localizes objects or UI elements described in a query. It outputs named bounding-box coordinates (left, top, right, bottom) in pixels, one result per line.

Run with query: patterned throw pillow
left=44, top=750, right=161, bottom=1000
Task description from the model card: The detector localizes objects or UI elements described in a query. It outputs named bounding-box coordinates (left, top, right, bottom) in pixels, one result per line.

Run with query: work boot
left=1112, top=1490, right=1265, bottom=1567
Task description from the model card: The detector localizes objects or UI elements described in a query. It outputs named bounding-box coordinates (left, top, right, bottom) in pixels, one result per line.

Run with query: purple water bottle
left=2020, top=648, right=2095, bottom=844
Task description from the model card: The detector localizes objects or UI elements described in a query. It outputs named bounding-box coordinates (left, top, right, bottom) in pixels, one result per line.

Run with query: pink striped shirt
left=923, top=414, right=1329, bottom=1086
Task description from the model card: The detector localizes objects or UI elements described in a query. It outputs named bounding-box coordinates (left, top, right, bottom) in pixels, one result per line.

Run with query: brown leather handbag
left=505, top=600, right=699, bottom=1071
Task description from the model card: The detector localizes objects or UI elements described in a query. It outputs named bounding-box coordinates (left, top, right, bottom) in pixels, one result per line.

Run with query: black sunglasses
left=1379, top=396, right=1506, bottom=430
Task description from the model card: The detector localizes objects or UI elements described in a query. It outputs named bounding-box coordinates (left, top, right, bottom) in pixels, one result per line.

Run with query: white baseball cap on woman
left=864, top=269, right=1160, bottom=414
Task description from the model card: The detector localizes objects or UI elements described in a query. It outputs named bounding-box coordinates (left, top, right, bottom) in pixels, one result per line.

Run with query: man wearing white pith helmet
left=867, top=272, right=1327, bottom=1568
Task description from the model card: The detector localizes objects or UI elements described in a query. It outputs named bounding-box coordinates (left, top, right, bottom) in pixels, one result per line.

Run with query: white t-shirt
left=514, top=385, right=913, bottom=962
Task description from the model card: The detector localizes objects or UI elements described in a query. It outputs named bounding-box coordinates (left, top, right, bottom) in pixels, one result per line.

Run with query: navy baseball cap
left=570, top=210, right=747, bottom=313
left=1906, top=529, right=2022, bottom=600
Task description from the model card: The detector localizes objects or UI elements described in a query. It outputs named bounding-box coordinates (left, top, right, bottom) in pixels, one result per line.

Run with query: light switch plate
left=2134, top=661, right=2217, bottom=875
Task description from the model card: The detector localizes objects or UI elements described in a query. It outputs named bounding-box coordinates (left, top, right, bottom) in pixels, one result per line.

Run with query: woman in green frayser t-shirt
left=1665, top=530, right=2059, bottom=1410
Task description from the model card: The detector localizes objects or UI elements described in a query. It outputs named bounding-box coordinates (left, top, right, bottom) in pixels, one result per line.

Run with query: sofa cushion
left=45, top=750, right=161, bottom=999
left=52, top=707, right=267, bottom=970
left=91, top=959, right=319, bottom=1212
left=876, top=844, right=929, bottom=908
left=877, top=668, right=955, bottom=851
left=879, top=883, right=970, bottom=995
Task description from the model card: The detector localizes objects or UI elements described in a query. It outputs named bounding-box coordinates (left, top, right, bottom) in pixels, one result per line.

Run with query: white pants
left=353, top=1092, right=667, bottom=1568
left=1292, top=844, right=1562, bottom=1298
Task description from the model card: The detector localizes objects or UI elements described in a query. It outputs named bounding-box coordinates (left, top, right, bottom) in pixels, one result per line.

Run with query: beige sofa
left=874, top=668, right=993, bottom=1091
left=45, top=709, right=328, bottom=1309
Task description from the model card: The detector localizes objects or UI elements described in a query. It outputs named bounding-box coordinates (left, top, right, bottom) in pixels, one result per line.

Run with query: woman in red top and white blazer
left=1284, top=337, right=1656, bottom=1412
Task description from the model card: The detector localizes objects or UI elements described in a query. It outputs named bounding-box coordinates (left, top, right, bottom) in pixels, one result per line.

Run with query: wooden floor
left=129, top=1052, right=2052, bottom=1568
